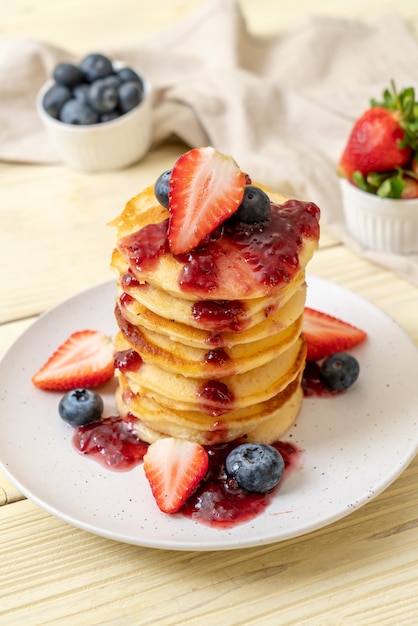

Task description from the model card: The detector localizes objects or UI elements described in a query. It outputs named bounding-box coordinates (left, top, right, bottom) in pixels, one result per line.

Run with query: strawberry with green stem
left=338, top=81, right=418, bottom=198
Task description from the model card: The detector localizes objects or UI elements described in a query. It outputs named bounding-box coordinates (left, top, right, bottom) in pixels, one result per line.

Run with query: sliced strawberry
left=303, top=308, right=367, bottom=362
left=168, top=147, right=245, bottom=254
left=143, top=437, right=209, bottom=514
left=32, top=329, right=114, bottom=391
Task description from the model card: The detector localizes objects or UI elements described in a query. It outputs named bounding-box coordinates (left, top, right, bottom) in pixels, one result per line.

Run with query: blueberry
left=235, top=186, right=271, bottom=224
left=53, top=62, right=84, bottom=88
left=58, top=388, right=103, bottom=427
left=320, top=352, right=360, bottom=391
left=100, top=110, right=121, bottom=123
left=42, top=84, right=72, bottom=119
left=79, top=53, right=114, bottom=83
left=118, top=81, right=143, bottom=113
left=73, top=83, right=90, bottom=105
left=225, top=443, right=284, bottom=492
left=88, top=79, right=118, bottom=113
left=101, top=74, right=121, bottom=89
left=59, top=99, right=99, bottom=125
left=154, top=170, right=171, bottom=208
left=117, top=67, right=143, bottom=85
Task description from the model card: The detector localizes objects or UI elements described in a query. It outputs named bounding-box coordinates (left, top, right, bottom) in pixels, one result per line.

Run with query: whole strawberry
left=338, top=82, right=418, bottom=199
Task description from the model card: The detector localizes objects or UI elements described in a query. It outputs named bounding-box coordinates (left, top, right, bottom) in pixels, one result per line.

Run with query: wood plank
left=1, top=459, right=418, bottom=626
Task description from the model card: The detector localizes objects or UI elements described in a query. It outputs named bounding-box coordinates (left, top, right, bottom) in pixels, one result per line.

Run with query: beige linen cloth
left=2, top=0, right=418, bottom=284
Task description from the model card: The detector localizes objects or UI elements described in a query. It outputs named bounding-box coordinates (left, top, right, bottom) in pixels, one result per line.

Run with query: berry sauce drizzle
left=119, top=200, right=320, bottom=297
left=192, top=299, right=247, bottom=332
left=182, top=440, right=301, bottom=528
left=73, top=415, right=148, bottom=471
left=72, top=416, right=302, bottom=527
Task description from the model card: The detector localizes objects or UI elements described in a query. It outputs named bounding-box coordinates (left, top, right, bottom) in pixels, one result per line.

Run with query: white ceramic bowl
left=340, top=178, right=418, bottom=254
left=36, top=63, right=152, bottom=172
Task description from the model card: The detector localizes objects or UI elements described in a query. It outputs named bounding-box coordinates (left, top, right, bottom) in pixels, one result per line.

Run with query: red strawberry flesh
left=143, top=437, right=209, bottom=514
left=303, top=308, right=367, bottom=362
left=32, top=329, right=114, bottom=391
left=168, top=147, right=245, bottom=254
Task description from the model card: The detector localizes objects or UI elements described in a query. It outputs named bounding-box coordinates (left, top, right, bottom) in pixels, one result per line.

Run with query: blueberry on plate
left=225, top=442, right=284, bottom=492
left=58, top=388, right=103, bottom=427
left=235, top=185, right=271, bottom=224
left=118, top=80, right=143, bottom=113
left=52, top=62, right=84, bottom=88
left=79, top=53, right=114, bottom=83
left=88, top=79, right=118, bottom=113
left=42, top=84, right=72, bottom=119
left=59, top=99, right=99, bottom=125
left=320, top=352, right=360, bottom=391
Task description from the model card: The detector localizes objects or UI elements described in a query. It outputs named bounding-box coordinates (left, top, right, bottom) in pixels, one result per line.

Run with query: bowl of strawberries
left=338, top=81, right=418, bottom=254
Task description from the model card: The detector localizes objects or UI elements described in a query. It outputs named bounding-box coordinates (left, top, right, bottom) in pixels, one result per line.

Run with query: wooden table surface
left=1, top=1, right=418, bottom=624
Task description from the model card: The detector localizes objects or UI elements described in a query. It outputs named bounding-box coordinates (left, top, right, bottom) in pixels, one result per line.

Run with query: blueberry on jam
left=234, top=185, right=271, bottom=224
left=225, top=443, right=284, bottom=492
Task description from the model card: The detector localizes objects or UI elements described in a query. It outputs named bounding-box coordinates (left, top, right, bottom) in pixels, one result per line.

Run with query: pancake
left=116, top=334, right=306, bottom=413
left=111, top=248, right=306, bottom=330
left=110, top=185, right=319, bottom=301
left=116, top=281, right=306, bottom=349
left=115, top=372, right=304, bottom=445
left=110, top=151, right=320, bottom=445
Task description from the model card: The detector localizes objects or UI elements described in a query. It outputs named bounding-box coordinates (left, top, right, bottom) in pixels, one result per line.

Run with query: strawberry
left=143, top=437, right=209, bottom=514
left=303, top=308, right=367, bottom=362
left=338, top=82, right=418, bottom=182
left=168, top=147, right=245, bottom=254
left=32, top=329, right=114, bottom=391
left=338, top=107, right=411, bottom=180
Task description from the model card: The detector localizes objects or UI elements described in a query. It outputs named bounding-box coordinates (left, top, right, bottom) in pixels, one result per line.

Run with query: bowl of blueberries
left=36, top=53, right=152, bottom=172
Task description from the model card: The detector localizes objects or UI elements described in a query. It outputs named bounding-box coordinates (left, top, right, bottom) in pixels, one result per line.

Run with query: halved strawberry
left=32, top=329, right=114, bottom=391
left=143, top=437, right=209, bottom=514
left=303, top=308, right=367, bottom=362
left=168, top=147, right=245, bottom=254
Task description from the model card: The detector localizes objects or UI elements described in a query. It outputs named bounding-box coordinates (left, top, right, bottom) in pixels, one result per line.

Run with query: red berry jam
left=120, top=219, right=169, bottom=272
left=73, top=415, right=302, bottom=527
left=204, top=347, right=230, bottom=366
left=118, top=200, right=319, bottom=296
left=197, top=380, right=235, bottom=416
left=73, top=416, right=148, bottom=471
left=302, top=361, right=339, bottom=398
left=121, top=271, right=141, bottom=289
left=114, top=349, right=143, bottom=373
left=192, top=300, right=247, bottom=332
left=182, top=440, right=301, bottom=528
left=119, top=292, right=134, bottom=307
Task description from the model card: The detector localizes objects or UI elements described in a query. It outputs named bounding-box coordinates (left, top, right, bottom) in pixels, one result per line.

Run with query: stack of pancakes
left=110, top=184, right=319, bottom=445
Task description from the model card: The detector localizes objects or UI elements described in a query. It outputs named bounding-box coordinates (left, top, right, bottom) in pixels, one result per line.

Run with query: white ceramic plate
left=1, top=277, right=417, bottom=551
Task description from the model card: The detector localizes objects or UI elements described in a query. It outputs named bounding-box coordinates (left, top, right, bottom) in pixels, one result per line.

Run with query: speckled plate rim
left=0, top=276, right=417, bottom=551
